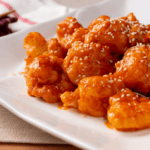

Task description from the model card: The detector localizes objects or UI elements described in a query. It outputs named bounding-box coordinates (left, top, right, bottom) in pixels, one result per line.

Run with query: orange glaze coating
left=23, top=32, right=48, bottom=65
left=129, top=24, right=149, bottom=46
left=57, top=17, right=82, bottom=49
left=44, top=38, right=67, bottom=58
left=23, top=13, right=150, bottom=132
left=76, top=74, right=124, bottom=117
left=84, top=13, right=146, bottom=54
left=24, top=54, right=75, bottom=103
left=63, top=41, right=115, bottom=85
left=60, top=88, right=79, bottom=108
left=115, top=44, right=150, bottom=94
left=88, top=15, right=110, bottom=31
left=108, top=88, right=150, bottom=130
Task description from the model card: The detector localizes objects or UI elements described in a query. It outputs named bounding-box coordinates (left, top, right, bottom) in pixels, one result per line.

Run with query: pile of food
left=23, top=13, right=150, bottom=131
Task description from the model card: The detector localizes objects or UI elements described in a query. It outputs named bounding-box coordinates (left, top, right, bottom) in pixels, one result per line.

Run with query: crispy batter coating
left=24, top=54, right=75, bottom=103
left=88, top=15, right=110, bottom=31
left=60, top=74, right=124, bottom=116
left=129, top=24, right=149, bottom=46
left=44, top=38, right=66, bottom=58
left=63, top=41, right=115, bottom=85
left=23, top=32, right=48, bottom=65
left=85, top=17, right=131, bottom=54
left=60, top=88, right=79, bottom=108
left=119, top=13, right=139, bottom=22
left=57, top=17, right=82, bottom=49
left=77, top=75, right=124, bottom=117
left=108, top=88, right=150, bottom=130
left=115, top=44, right=150, bottom=94
left=85, top=13, right=146, bottom=54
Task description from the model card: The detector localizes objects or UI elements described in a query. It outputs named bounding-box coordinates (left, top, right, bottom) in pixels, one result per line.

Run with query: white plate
left=1, top=0, right=150, bottom=149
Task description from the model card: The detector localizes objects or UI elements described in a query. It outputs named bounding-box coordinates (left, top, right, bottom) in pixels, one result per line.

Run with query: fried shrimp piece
left=85, top=18, right=131, bottom=54
left=60, top=88, right=79, bottom=108
left=23, top=32, right=48, bottom=65
left=119, top=13, right=139, bottom=22
left=44, top=38, right=66, bottom=58
left=57, top=17, right=82, bottom=49
left=61, top=74, right=124, bottom=116
left=108, top=88, right=150, bottom=130
left=88, top=15, right=110, bottom=31
left=129, top=24, right=149, bottom=46
left=85, top=13, right=142, bottom=54
left=77, top=75, right=125, bottom=117
left=24, top=54, right=75, bottom=103
left=115, top=44, right=150, bottom=94
left=63, top=41, right=115, bottom=85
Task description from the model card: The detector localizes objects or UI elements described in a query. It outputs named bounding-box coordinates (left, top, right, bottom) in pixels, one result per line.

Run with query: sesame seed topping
left=140, top=60, right=144, bottom=63
left=121, top=94, right=124, bottom=98
left=126, top=94, right=130, bottom=97
left=107, top=85, right=111, bottom=88
left=123, top=68, right=127, bottom=71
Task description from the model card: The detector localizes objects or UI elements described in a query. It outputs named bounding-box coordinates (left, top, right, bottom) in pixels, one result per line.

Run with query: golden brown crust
left=23, top=32, right=48, bottom=65
left=24, top=54, right=75, bottom=103
left=45, top=38, right=67, bottom=58
left=57, top=17, right=82, bottom=49
left=114, top=44, right=150, bottom=94
left=108, top=89, right=150, bottom=130
left=63, top=41, right=115, bottom=85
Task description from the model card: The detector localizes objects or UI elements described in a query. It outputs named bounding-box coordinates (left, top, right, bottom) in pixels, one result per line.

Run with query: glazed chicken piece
left=57, top=17, right=83, bottom=49
left=108, top=88, right=150, bottom=130
left=61, top=74, right=124, bottom=116
left=114, top=43, right=150, bottom=94
left=88, top=15, right=110, bottom=31
left=24, top=54, right=75, bottom=103
left=45, top=38, right=67, bottom=58
left=60, top=88, right=79, bottom=108
left=85, top=16, right=131, bottom=54
left=85, top=13, right=147, bottom=54
left=23, top=32, right=48, bottom=65
left=63, top=41, right=115, bottom=85
left=129, top=24, right=149, bottom=46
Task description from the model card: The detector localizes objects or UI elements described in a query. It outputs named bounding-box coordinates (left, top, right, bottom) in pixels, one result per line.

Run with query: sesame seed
left=140, top=60, right=144, bottom=63
left=126, top=94, right=130, bottom=97
left=145, top=74, right=149, bottom=77
left=121, top=94, right=124, bottom=98
left=107, top=85, right=111, bottom=88
left=118, top=79, right=122, bottom=82
left=110, top=60, right=113, bottom=63
left=101, top=81, right=104, bottom=84
left=123, top=68, right=127, bottom=71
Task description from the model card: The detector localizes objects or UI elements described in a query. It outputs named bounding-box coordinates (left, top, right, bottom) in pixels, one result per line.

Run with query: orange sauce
left=105, top=121, right=115, bottom=130
left=57, top=103, right=71, bottom=110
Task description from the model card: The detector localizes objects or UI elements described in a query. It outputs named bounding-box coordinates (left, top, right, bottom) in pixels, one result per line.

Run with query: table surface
left=0, top=143, right=81, bottom=150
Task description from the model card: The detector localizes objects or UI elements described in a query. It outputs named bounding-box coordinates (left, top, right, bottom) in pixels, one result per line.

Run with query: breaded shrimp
left=108, top=88, right=150, bottom=130
left=57, top=17, right=82, bottom=49
left=63, top=41, right=115, bottom=85
left=24, top=54, right=75, bottom=103
left=23, top=32, right=48, bottom=65
left=114, top=43, right=150, bottom=94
